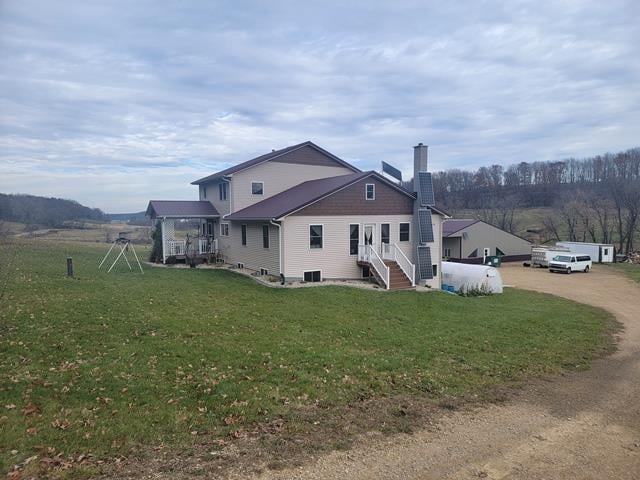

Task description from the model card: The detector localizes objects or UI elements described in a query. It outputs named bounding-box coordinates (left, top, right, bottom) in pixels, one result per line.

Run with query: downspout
left=270, top=219, right=284, bottom=284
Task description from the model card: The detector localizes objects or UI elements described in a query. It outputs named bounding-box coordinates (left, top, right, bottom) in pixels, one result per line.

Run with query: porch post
left=161, top=218, right=166, bottom=264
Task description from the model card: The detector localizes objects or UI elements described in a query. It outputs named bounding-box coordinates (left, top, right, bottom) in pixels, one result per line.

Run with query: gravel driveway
left=238, top=264, right=640, bottom=480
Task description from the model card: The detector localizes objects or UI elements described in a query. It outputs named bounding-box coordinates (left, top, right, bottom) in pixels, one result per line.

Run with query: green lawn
left=611, top=262, right=640, bottom=283
left=0, top=240, right=615, bottom=476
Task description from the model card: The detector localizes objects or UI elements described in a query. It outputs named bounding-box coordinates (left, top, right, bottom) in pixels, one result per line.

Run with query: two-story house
left=146, top=141, right=446, bottom=290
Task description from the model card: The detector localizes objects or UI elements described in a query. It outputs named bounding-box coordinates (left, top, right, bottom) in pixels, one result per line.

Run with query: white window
left=349, top=224, right=359, bottom=255
left=251, top=181, right=264, bottom=195
left=399, top=223, right=410, bottom=242
left=220, top=223, right=229, bottom=236
left=444, top=248, right=451, bottom=257
left=309, top=225, right=323, bottom=249
left=365, top=183, right=375, bottom=200
left=303, top=270, right=322, bottom=282
left=219, top=182, right=228, bottom=201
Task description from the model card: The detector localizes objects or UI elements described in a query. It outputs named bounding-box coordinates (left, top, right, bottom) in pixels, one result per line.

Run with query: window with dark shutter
left=349, top=224, right=359, bottom=255
left=381, top=224, right=390, bottom=244
left=399, top=223, right=410, bottom=242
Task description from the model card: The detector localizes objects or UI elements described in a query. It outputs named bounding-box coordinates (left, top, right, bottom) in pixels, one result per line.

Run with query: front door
left=364, top=224, right=376, bottom=251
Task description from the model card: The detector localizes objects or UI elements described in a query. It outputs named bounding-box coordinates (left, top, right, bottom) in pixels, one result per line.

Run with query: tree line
left=431, top=147, right=640, bottom=253
left=0, top=193, right=106, bottom=227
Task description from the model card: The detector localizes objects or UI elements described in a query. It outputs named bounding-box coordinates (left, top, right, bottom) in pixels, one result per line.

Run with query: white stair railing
left=358, top=244, right=390, bottom=289
left=392, top=243, right=415, bottom=286
left=382, top=243, right=416, bottom=286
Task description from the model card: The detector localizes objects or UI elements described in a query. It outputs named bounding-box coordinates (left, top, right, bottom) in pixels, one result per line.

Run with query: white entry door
left=364, top=224, right=377, bottom=252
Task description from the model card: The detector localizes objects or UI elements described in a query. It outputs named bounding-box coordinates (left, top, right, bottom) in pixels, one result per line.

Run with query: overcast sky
left=1, top=1, right=639, bottom=212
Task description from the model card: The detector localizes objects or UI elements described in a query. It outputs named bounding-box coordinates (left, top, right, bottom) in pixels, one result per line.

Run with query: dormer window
left=251, top=181, right=264, bottom=195
left=365, top=183, right=375, bottom=200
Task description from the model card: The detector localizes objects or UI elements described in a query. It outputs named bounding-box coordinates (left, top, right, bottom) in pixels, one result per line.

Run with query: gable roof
left=226, top=171, right=447, bottom=221
left=191, top=141, right=360, bottom=185
left=146, top=200, right=219, bottom=219
left=442, top=219, right=480, bottom=236
left=443, top=218, right=532, bottom=244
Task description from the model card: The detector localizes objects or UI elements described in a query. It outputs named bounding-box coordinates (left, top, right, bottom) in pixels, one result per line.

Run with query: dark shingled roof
left=442, top=219, right=480, bottom=236
left=146, top=200, right=219, bottom=218
left=191, top=141, right=360, bottom=185
left=226, top=171, right=449, bottom=221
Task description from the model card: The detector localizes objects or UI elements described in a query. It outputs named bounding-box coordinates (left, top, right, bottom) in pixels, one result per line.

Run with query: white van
left=548, top=254, right=592, bottom=274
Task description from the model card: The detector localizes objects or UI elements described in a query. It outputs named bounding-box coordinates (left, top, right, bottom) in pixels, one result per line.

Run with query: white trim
left=309, top=223, right=324, bottom=250
left=349, top=223, right=359, bottom=256
left=365, top=183, right=375, bottom=200
left=399, top=222, right=411, bottom=242
left=241, top=224, right=247, bottom=246
left=220, top=222, right=230, bottom=236
left=381, top=222, right=390, bottom=245
left=269, top=220, right=282, bottom=275
left=302, top=269, right=323, bottom=282
left=363, top=223, right=377, bottom=253
left=251, top=181, right=264, bottom=196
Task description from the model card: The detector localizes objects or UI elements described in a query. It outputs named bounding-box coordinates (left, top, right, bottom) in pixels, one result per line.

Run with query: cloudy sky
left=1, top=1, right=639, bottom=212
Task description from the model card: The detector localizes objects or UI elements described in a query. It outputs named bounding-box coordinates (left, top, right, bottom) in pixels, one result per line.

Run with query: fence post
left=66, top=257, right=74, bottom=277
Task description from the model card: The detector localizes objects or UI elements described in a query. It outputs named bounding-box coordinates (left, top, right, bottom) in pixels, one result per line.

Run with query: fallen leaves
left=22, top=402, right=39, bottom=416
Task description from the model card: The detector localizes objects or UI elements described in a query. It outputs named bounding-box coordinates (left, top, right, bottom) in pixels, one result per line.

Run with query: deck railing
left=358, top=244, right=390, bottom=289
left=198, top=238, right=218, bottom=254
left=167, top=240, right=186, bottom=256
left=382, top=243, right=415, bottom=286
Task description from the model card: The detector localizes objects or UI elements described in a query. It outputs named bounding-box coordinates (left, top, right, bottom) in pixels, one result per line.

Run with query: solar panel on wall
left=418, top=172, right=435, bottom=206
left=417, top=245, right=434, bottom=279
left=419, top=208, right=434, bottom=243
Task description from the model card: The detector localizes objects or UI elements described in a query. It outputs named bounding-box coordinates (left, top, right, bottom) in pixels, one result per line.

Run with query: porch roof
left=146, top=200, right=219, bottom=219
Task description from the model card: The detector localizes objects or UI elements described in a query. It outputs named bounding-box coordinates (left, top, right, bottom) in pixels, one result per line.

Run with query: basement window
left=303, top=270, right=321, bottom=282
left=432, top=264, right=438, bottom=277
left=468, top=248, right=478, bottom=258
left=496, top=247, right=505, bottom=256
left=260, top=268, right=268, bottom=276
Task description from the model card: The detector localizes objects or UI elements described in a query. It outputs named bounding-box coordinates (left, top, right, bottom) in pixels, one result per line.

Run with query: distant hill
left=105, top=211, right=148, bottom=225
left=0, top=193, right=106, bottom=227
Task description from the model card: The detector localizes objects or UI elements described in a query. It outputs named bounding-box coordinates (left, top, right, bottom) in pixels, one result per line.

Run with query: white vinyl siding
left=222, top=222, right=280, bottom=274
left=282, top=214, right=442, bottom=288
left=231, top=161, right=353, bottom=212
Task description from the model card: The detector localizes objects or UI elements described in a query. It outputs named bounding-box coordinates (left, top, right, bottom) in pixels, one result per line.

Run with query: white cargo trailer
left=531, top=246, right=571, bottom=268
left=555, top=242, right=615, bottom=263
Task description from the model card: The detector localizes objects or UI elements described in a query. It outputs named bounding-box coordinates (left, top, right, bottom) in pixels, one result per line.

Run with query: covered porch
left=146, top=200, right=220, bottom=264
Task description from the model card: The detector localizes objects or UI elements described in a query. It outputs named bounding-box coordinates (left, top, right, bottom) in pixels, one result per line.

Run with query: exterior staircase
left=384, top=260, right=414, bottom=290
left=357, top=244, right=415, bottom=291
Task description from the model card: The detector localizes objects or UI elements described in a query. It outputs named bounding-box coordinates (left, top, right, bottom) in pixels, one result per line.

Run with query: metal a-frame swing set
left=98, top=233, right=144, bottom=273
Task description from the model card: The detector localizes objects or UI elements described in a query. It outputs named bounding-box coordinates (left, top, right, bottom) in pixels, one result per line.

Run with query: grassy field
left=0, top=240, right=615, bottom=477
